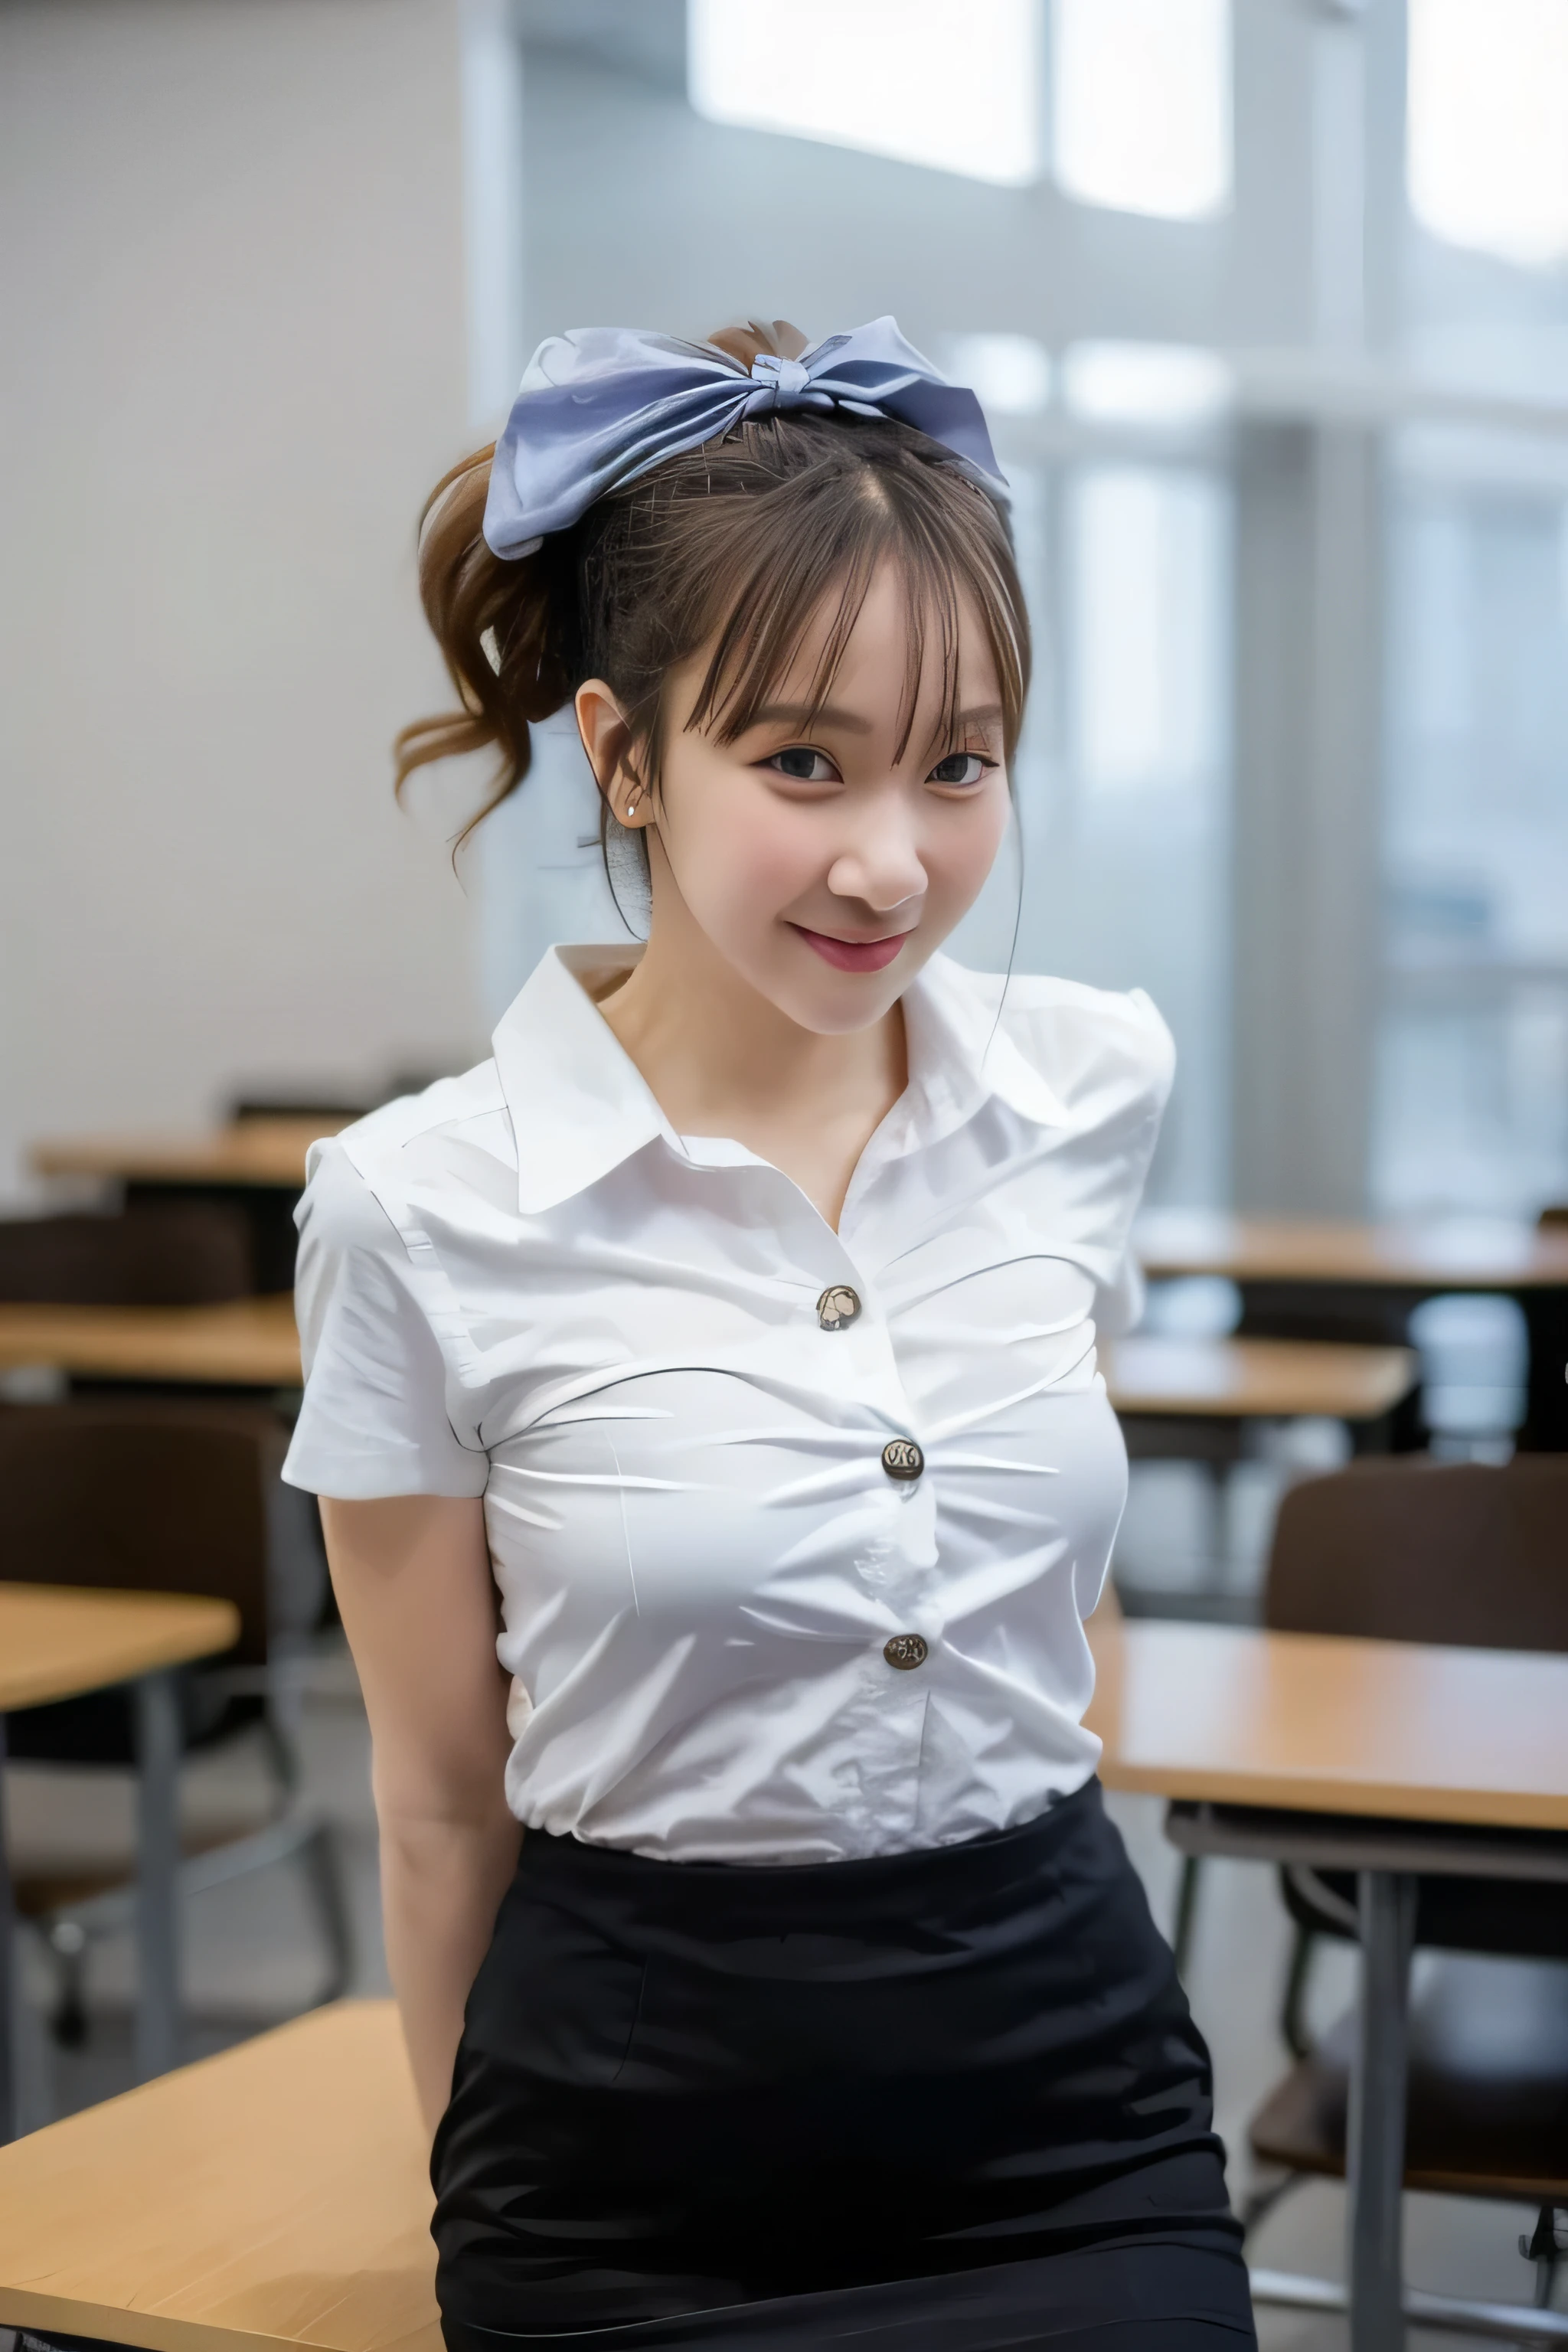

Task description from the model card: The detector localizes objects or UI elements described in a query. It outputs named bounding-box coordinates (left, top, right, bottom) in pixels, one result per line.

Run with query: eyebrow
left=746, top=702, right=874, bottom=735
left=746, top=701, right=1004, bottom=738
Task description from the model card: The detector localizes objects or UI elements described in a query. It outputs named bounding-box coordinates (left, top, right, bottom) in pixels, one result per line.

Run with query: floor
left=3, top=1454, right=1560, bottom=2348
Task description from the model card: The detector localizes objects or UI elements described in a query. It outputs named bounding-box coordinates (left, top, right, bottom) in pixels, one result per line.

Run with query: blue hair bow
left=482, top=315, right=1005, bottom=560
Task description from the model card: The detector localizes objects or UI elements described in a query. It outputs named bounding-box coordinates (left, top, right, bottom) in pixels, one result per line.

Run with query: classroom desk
left=1086, top=1615, right=1568, bottom=2350
left=32, top=1119, right=344, bottom=1292
left=0, top=1295, right=302, bottom=1390
left=0, top=1585, right=241, bottom=2145
left=1135, top=1209, right=1568, bottom=1292
left=1102, top=1334, right=1416, bottom=1429
left=1102, top=1338, right=1418, bottom=1608
left=0, top=2000, right=439, bottom=2352
left=1136, top=1208, right=1568, bottom=1452
left=31, top=1119, right=337, bottom=1190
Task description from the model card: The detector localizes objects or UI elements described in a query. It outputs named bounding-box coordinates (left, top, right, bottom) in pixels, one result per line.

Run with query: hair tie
left=483, top=316, right=1006, bottom=561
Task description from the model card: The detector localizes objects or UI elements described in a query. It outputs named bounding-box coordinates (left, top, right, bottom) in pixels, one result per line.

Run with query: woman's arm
left=319, top=1492, right=521, bottom=2140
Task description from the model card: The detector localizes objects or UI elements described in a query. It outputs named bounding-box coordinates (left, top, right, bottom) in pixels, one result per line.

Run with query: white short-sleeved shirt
left=283, top=944, right=1173, bottom=1864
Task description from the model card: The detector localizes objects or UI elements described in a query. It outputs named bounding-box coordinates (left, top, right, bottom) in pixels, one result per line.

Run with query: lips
left=789, top=923, right=913, bottom=973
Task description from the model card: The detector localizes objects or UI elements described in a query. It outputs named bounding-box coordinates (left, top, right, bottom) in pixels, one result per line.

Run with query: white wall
left=0, top=0, right=485, bottom=1201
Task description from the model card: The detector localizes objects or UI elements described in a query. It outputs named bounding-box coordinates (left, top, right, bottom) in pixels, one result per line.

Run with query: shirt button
left=880, top=1436, right=924, bottom=1482
left=884, top=1632, right=929, bottom=1671
left=816, top=1284, right=861, bottom=1331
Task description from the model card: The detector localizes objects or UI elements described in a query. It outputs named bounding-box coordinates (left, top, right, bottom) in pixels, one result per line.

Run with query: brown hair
left=394, top=320, right=1031, bottom=867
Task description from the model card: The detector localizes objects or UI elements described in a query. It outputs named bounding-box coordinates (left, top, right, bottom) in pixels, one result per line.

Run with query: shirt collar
left=492, top=943, right=1066, bottom=1217
left=492, top=945, right=678, bottom=1215
left=900, top=951, right=1069, bottom=1144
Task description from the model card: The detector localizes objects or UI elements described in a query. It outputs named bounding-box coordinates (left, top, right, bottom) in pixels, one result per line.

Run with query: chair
left=1244, top=1455, right=1568, bottom=2307
left=0, top=1403, right=351, bottom=2055
left=0, top=1201, right=254, bottom=1306
left=1540, top=1204, right=1568, bottom=1231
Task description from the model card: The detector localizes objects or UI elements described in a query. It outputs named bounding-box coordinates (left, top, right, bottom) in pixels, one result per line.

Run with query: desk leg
left=0, top=1710, right=15, bottom=2145
left=1204, top=1459, right=1233, bottom=1587
left=134, top=1670, right=181, bottom=2081
left=1347, top=1867, right=1416, bottom=2352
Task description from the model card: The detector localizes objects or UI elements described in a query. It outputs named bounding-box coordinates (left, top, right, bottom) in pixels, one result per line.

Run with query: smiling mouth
left=789, top=923, right=913, bottom=973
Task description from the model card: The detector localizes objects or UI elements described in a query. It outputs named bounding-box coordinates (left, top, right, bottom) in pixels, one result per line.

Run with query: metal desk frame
left=0, top=1668, right=182, bottom=2143
left=1167, top=1801, right=1568, bottom=2349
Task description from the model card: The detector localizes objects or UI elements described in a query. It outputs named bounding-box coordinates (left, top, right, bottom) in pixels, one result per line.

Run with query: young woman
left=283, top=318, right=1255, bottom=2350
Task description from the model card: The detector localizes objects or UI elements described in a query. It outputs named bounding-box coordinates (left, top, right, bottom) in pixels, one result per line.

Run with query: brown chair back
left=0, top=1203, right=254, bottom=1305
left=1539, top=1204, right=1568, bottom=1231
left=1266, top=1456, right=1568, bottom=1654
left=0, top=1402, right=284, bottom=1664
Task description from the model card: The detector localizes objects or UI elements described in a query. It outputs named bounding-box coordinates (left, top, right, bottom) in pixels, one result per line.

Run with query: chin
left=771, top=974, right=906, bottom=1037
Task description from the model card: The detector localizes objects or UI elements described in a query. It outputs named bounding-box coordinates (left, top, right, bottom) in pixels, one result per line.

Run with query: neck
left=596, top=881, right=905, bottom=1152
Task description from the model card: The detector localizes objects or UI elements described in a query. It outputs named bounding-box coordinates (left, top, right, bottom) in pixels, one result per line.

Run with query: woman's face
left=583, top=560, right=1012, bottom=1036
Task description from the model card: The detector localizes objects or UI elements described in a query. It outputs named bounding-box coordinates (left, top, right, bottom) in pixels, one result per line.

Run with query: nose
left=825, top=798, right=927, bottom=916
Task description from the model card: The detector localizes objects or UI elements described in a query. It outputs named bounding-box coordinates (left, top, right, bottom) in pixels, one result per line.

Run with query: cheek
left=683, top=793, right=818, bottom=918
left=930, top=790, right=1011, bottom=902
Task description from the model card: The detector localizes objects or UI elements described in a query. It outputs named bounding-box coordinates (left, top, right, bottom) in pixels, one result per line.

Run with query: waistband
left=513, top=1777, right=1107, bottom=1934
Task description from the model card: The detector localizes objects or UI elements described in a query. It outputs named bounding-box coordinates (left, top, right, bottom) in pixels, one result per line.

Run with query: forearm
left=379, top=1805, right=522, bottom=2140
left=317, top=1491, right=518, bottom=2139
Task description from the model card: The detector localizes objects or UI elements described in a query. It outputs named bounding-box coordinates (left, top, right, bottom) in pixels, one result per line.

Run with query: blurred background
left=5, top=0, right=1568, bottom=1223
left=3, top=3, right=1568, bottom=2337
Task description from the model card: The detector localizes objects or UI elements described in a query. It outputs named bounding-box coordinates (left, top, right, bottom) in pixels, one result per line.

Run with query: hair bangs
left=678, top=466, right=1018, bottom=783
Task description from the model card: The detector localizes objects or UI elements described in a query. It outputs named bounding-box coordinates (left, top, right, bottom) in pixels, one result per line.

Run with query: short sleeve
left=281, top=1138, right=490, bottom=1501
left=998, top=978, right=1175, bottom=1339
left=1079, top=988, right=1174, bottom=1338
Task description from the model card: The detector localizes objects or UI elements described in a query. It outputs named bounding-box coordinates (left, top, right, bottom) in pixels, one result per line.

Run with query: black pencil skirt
left=431, top=1779, right=1256, bottom=2350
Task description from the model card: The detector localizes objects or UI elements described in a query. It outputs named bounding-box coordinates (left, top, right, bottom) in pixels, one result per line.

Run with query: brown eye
left=929, top=753, right=990, bottom=786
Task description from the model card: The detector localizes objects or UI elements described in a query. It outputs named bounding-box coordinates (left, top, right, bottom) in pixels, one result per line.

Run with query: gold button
left=816, top=1285, right=861, bottom=1332
left=880, top=1436, right=923, bottom=1481
left=884, top=1633, right=928, bottom=1671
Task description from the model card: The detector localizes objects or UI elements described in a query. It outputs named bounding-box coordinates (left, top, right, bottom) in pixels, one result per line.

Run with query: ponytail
left=393, top=448, right=577, bottom=839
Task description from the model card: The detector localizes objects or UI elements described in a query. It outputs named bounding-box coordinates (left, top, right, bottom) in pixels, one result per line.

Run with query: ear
left=574, top=679, right=650, bottom=825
